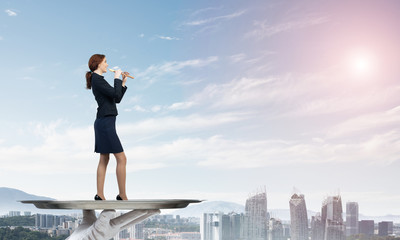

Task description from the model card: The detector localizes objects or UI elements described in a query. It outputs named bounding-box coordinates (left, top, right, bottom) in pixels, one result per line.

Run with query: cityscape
left=1, top=187, right=399, bottom=240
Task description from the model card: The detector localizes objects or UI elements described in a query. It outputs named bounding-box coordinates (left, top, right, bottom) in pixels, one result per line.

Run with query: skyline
left=1, top=0, right=400, bottom=216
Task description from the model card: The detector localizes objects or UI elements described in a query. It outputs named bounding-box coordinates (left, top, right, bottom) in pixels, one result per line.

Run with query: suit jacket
left=91, top=72, right=127, bottom=118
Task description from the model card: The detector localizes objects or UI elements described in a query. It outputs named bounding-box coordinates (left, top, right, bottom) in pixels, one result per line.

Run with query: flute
left=109, top=69, right=134, bottom=79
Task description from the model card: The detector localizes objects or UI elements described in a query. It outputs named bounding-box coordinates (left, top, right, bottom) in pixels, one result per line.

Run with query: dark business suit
left=91, top=72, right=127, bottom=153
left=91, top=72, right=127, bottom=118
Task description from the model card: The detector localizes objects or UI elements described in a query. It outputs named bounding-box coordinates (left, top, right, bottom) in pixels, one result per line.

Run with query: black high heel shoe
left=116, top=195, right=123, bottom=200
left=94, top=194, right=104, bottom=201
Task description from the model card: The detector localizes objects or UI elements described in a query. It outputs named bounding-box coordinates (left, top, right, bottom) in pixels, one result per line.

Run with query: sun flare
left=348, top=51, right=375, bottom=77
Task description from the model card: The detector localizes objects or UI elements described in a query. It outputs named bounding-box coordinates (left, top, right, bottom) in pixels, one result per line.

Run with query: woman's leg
left=114, top=152, right=128, bottom=200
left=96, top=153, right=110, bottom=200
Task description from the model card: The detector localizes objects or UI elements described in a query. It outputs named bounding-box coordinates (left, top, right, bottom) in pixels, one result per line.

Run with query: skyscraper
left=269, top=218, right=285, bottom=240
left=311, top=214, right=324, bottom=240
left=202, top=212, right=222, bottom=240
left=321, top=195, right=345, bottom=240
left=202, top=212, right=242, bottom=240
left=289, top=193, right=309, bottom=240
left=345, top=202, right=359, bottom=236
left=244, top=188, right=269, bottom=240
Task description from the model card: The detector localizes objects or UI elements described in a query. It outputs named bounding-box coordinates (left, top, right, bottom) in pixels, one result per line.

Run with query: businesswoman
left=85, top=54, right=129, bottom=200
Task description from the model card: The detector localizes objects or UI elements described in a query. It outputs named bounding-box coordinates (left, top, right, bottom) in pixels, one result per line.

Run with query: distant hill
left=0, top=187, right=77, bottom=216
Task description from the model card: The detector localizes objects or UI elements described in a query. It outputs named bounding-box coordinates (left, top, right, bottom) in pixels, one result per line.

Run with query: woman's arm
left=92, top=75, right=125, bottom=102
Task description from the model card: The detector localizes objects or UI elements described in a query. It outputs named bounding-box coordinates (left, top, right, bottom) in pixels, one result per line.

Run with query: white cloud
left=157, top=35, right=180, bottom=41
left=246, top=15, right=329, bottom=40
left=136, top=56, right=218, bottom=83
left=124, top=105, right=147, bottom=112
left=184, top=10, right=246, bottom=26
left=151, top=105, right=162, bottom=112
left=5, top=9, right=17, bottom=16
left=139, top=33, right=145, bottom=38
left=118, top=112, right=249, bottom=137
left=326, top=105, right=400, bottom=139
left=229, top=53, right=246, bottom=63
left=0, top=36, right=3, bottom=41
left=167, top=101, right=195, bottom=111
left=123, top=130, right=400, bottom=170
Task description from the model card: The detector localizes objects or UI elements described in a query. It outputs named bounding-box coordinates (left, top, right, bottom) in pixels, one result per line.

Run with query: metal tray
left=21, top=199, right=202, bottom=210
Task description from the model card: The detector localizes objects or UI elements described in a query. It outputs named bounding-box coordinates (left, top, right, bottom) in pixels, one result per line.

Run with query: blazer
left=91, top=72, right=127, bottom=118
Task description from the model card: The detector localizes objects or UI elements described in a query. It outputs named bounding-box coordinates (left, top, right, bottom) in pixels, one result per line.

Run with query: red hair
left=85, top=54, right=105, bottom=89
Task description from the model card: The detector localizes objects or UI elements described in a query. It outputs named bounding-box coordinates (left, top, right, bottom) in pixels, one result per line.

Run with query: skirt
left=94, top=116, right=124, bottom=154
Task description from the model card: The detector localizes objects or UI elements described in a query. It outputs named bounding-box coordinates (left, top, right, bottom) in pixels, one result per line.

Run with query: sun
left=348, top=50, right=375, bottom=77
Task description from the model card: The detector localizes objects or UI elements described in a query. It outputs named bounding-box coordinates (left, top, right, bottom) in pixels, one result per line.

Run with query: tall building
left=346, top=202, right=359, bottom=236
left=230, top=213, right=242, bottom=240
left=202, top=212, right=222, bottom=240
left=289, top=193, right=308, bottom=240
left=244, top=188, right=269, bottom=240
left=8, top=211, right=20, bottom=217
left=269, top=218, right=284, bottom=240
left=202, top=212, right=242, bottom=240
left=321, top=195, right=345, bottom=240
left=359, top=220, right=374, bottom=236
left=311, top=214, right=324, bottom=240
left=378, top=221, right=393, bottom=236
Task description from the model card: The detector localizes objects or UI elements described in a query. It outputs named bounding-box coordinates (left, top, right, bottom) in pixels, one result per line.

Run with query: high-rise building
left=269, top=218, right=284, bottom=240
left=8, top=211, right=20, bottom=217
left=359, top=220, right=374, bottom=236
left=346, top=202, right=359, bottom=236
left=244, top=188, right=269, bottom=240
left=202, top=212, right=222, bottom=240
left=311, top=214, right=324, bottom=240
left=378, top=221, right=393, bottom=236
left=202, top=212, right=242, bottom=240
left=321, top=195, right=345, bottom=240
left=230, top=213, right=242, bottom=240
left=134, top=223, right=144, bottom=239
left=289, top=193, right=308, bottom=240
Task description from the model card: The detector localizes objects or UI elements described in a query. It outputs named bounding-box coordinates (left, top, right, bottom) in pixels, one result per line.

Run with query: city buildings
left=345, top=202, right=359, bottom=236
left=321, top=195, right=345, bottom=240
left=289, top=193, right=308, bottom=240
left=269, top=218, right=286, bottom=240
left=201, top=212, right=243, bottom=240
left=244, top=188, right=269, bottom=240
left=378, top=221, right=394, bottom=236
left=311, top=214, right=324, bottom=240
left=359, top=220, right=374, bottom=236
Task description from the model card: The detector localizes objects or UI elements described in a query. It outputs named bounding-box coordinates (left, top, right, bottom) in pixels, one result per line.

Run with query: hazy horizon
left=1, top=0, right=400, bottom=216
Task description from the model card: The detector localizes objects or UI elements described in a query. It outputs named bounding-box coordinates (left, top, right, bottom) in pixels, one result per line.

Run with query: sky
left=1, top=0, right=400, bottom=217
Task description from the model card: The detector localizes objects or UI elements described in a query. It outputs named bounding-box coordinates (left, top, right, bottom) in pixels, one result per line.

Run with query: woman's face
left=97, top=57, right=108, bottom=73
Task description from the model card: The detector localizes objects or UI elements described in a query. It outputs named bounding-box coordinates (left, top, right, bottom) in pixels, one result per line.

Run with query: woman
left=85, top=54, right=130, bottom=200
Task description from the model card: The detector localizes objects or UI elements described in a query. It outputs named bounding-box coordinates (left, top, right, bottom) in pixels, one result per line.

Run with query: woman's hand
left=122, top=72, right=130, bottom=83
left=114, top=69, right=122, bottom=79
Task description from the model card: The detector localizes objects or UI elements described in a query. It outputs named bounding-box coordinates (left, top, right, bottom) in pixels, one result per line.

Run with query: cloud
left=246, top=15, right=329, bottom=40
left=139, top=33, right=145, bottom=38
left=190, top=69, right=400, bottom=119
left=229, top=53, right=246, bottom=63
left=0, top=36, right=3, bottom=41
left=118, top=112, right=249, bottom=136
left=157, top=35, right=180, bottom=41
left=125, top=130, right=400, bottom=170
left=167, top=101, right=195, bottom=111
left=326, top=105, right=400, bottom=139
left=5, top=9, right=17, bottom=16
left=184, top=10, right=246, bottom=26
left=124, top=102, right=195, bottom=113
left=136, top=56, right=218, bottom=83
